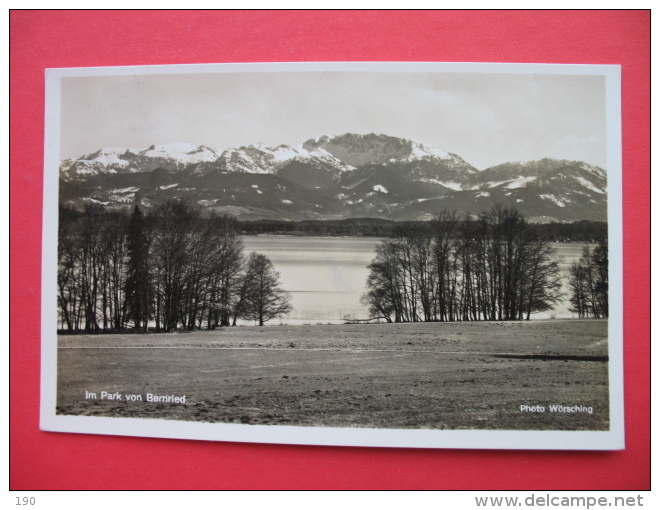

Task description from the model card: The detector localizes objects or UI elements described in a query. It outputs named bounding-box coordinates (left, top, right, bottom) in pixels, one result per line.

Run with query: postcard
left=41, top=62, right=624, bottom=449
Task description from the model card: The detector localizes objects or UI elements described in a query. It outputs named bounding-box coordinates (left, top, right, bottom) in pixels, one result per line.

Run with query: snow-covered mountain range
left=59, top=133, right=607, bottom=222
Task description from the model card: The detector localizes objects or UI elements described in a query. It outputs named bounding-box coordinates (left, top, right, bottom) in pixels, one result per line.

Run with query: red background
left=10, top=10, right=650, bottom=490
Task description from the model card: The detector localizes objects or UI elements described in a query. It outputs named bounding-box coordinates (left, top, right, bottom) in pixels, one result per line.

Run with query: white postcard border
left=41, top=61, right=624, bottom=450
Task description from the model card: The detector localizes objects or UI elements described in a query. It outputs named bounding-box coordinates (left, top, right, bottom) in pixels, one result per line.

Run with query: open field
left=56, top=320, right=609, bottom=430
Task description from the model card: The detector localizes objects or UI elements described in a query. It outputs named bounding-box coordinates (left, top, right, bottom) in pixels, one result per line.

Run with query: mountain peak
left=302, top=133, right=452, bottom=167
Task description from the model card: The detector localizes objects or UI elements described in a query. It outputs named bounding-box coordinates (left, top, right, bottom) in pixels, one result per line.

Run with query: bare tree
left=77, top=203, right=108, bottom=331
left=125, top=205, right=152, bottom=331
left=569, top=241, right=608, bottom=318
left=150, top=200, right=200, bottom=332
left=57, top=205, right=82, bottom=330
left=238, top=252, right=291, bottom=326
left=519, top=236, right=563, bottom=320
left=197, top=214, right=243, bottom=329
left=431, top=210, right=460, bottom=321
left=362, top=242, right=404, bottom=322
left=99, top=211, right=129, bottom=329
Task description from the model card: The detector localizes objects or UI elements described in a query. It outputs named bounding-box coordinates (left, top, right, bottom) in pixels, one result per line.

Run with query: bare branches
left=568, top=241, right=608, bottom=318
left=56, top=200, right=290, bottom=333
left=363, top=206, right=565, bottom=323
left=237, top=252, right=292, bottom=326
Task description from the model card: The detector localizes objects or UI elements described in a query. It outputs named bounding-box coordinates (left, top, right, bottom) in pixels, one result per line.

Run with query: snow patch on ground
left=416, top=196, right=446, bottom=203
left=143, top=143, right=220, bottom=164
left=505, top=176, right=537, bottom=189
left=574, top=176, right=605, bottom=194
left=540, top=194, right=566, bottom=207
left=420, top=178, right=462, bottom=191
left=159, top=183, right=178, bottom=190
left=71, top=162, right=118, bottom=175
left=84, top=152, right=130, bottom=167
left=110, top=193, right=135, bottom=203
left=488, top=175, right=536, bottom=189
left=268, top=145, right=310, bottom=162
left=408, top=140, right=449, bottom=159
left=373, top=185, right=388, bottom=193
left=110, top=187, right=139, bottom=193
left=580, top=162, right=607, bottom=179
left=82, top=197, right=110, bottom=205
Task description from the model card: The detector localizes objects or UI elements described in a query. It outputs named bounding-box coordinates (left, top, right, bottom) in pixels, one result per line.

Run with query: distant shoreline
left=237, top=218, right=607, bottom=243
left=56, top=316, right=603, bottom=335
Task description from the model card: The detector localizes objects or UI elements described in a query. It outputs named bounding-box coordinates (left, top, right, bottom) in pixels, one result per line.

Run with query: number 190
left=16, top=497, right=35, bottom=506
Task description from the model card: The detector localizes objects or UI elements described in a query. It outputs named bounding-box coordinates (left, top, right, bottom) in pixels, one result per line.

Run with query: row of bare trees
left=567, top=241, right=608, bottom=318
left=362, top=206, right=565, bottom=322
left=57, top=200, right=290, bottom=332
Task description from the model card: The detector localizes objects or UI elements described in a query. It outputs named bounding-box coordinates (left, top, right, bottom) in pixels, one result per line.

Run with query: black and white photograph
left=41, top=62, right=623, bottom=449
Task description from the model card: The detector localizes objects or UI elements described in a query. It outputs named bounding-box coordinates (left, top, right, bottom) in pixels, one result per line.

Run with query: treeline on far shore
left=238, top=218, right=608, bottom=243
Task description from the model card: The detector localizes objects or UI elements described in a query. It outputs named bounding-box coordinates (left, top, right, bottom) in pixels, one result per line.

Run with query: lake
left=242, top=236, right=593, bottom=324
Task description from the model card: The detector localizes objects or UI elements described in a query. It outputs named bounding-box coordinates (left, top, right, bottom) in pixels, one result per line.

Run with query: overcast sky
left=60, top=69, right=608, bottom=170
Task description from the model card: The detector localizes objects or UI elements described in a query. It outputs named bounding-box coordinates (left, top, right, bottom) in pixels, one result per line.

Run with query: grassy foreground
left=57, top=320, right=609, bottom=431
